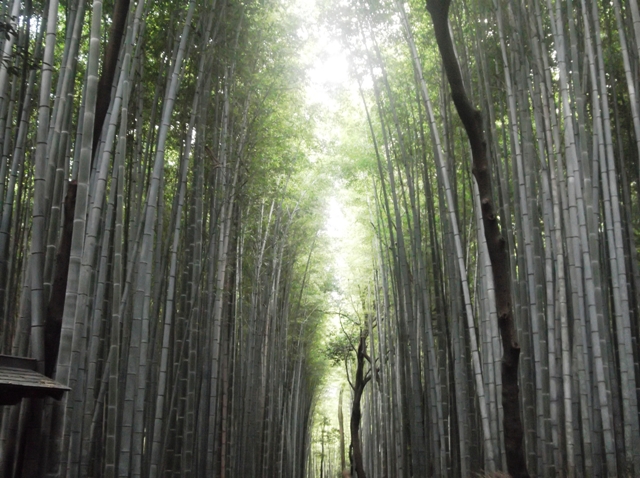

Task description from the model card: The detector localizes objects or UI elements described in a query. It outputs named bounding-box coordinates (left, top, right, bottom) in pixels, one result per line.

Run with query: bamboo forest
left=1, top=0, right=640, bottom=475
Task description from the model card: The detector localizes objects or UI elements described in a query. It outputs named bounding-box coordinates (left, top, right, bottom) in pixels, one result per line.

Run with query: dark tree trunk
left=44, top=181, right=77, bottom=377
left=350, top=334, right=371, bottom=478
left=426, top=1, right=529, bottom=477
left=92, top=0, right=131, bottom=156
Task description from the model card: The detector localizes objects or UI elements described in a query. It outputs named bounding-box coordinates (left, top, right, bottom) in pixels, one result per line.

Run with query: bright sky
left=325, top=194, right=348, bottom=239
left=306, top=40, right=351, bottom=109
left=293, top=0, right=351, bottom=107
left=293, top=0, right=355, bottom=273
left=323, top=190, right=364, bottom=297
left=296, top=0, right=378, bottom=312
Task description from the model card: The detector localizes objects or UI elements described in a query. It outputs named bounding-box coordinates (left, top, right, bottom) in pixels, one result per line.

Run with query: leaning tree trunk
left=426, top=1, right=528, bottom=476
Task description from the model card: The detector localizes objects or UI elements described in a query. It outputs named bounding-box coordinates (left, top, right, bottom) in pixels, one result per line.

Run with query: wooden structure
left=0, top=354, right=69, bottom=405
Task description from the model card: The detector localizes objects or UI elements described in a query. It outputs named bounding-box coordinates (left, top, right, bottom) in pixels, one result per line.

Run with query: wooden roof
left=0, top=355, right=70, bottom=406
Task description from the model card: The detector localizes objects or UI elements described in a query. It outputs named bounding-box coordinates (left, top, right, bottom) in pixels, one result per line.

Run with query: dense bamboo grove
left=314, top=0, right=640, bottom=476
left=0, top=0, right=330, bottom=475
left=1, top=0, right=640, bottom=475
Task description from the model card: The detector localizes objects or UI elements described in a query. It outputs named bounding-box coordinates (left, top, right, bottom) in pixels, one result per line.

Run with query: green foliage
left=324, top=329, right=353, bottom=366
